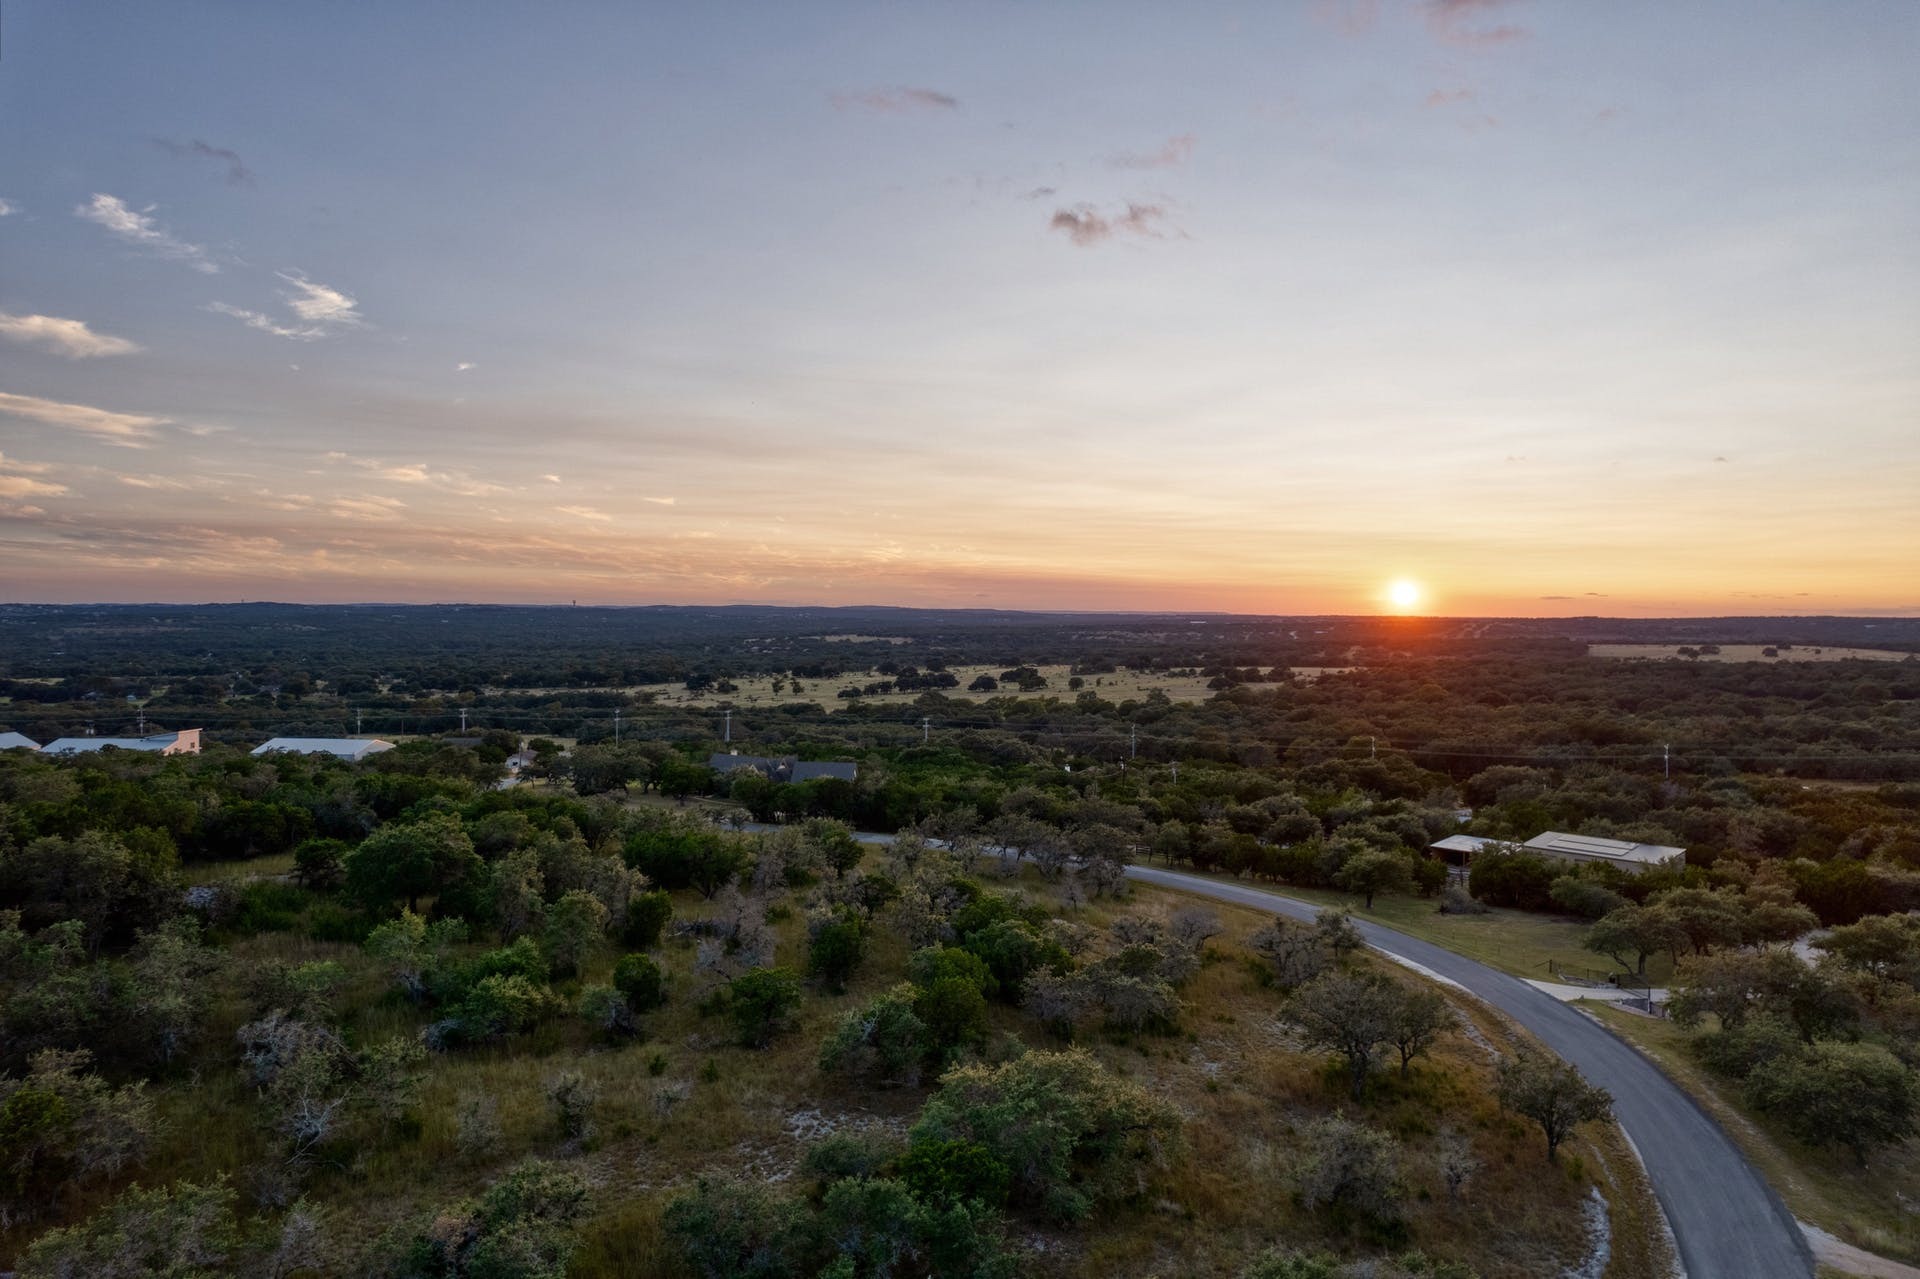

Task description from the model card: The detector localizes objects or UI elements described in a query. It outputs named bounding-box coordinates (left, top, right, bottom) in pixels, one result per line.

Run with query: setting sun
left=1387, top=579, right=1423, bottom=612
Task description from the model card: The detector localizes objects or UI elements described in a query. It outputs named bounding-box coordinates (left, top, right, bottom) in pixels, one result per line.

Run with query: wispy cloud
left=74, top=193, right=218, bottom=273
left=1107, top=134, right=1195, bottom=170
left=150, top=137, right=254, bottom=185
left=0, top=199, right=18, bottom=216
left=542, top=474, right=561, bottom=484
left=1425, top=88, right=1475, bottom=107
left=328, top=495, right=406, bottom=522
left=1425, top=0, right=1529, bottom=47
left=0, top=390, right=167, bottom=446
left=211, top=272, right=363, bottom=340
left=208, top=302, right=324, bottom=340
left=456, top=361, right=476, bottom=371
left=0, top=312, right=142, bottom=358
left=323, top=452, right=507, bottom=497
left=829, top=86, right=959, bottom=113
left=118, top=474, right=197, bottom=491
left=557, top=505, right=611, bottom=521
left=0, top=456, right=69, bottom=499
left=1048, top=202, right=1174, bottom=247
left=642, top=496, right=676, bottom=506
left=278, top=271, right=362, bottom=327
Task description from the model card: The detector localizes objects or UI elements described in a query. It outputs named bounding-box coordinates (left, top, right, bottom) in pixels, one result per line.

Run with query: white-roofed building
left=252, top=737, right=396, bottom=761
left=1522, top=831, right=1686, bottom=874
left=0, top=732, right=40, bottom=751
left=42, top=729, right=202, bottom=756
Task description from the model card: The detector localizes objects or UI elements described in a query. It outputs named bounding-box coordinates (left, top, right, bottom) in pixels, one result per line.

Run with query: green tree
left=344, top=813, right=481, bottom=914
left=612, top=952, right=666, bottom=1012
left=540, top=889, right=609, bottom=979
left=1745, top=1042, right=1918, bottom=1166
left=807, top=910, right=869, bottom=993
left=1333, top=850, right=1412, bottom=910
left=725, top=967, right=803, bottom=1048
left=1287, top=971, right=1401, bottom=1100
left=1496, top=1052, right=1612, bottom=1162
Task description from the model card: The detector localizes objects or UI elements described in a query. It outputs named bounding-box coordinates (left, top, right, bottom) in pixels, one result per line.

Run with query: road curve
left=1126, top=865, right=1812, bottom=1279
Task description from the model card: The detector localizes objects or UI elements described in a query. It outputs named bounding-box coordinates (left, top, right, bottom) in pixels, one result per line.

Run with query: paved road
left=1126, top=865, right=1812, bottom=1279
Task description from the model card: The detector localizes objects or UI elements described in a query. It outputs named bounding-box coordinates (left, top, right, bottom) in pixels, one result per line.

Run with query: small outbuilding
left=1427, top=834, right=1505, bottom=867
left=252, top=737, right=396, bottom=761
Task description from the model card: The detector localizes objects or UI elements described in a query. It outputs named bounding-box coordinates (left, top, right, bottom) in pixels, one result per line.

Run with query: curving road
left=1126, top=865, right=1812, bottom=1279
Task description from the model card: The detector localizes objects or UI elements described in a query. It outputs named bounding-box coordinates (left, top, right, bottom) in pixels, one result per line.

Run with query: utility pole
left=459, top=708, right=469, bottom=733
left=1171, top=762, right=1178, bottom=782
left=922, top=716, right=931, bottom=745
left=723, top=710, right=732, bottom=744
left=86, top=721, right=94, bottom=737
left=356, top=710, right=363, bottom=735
left=1129, top=725, right=1137, bottom=759
left=137, top=708, right=146, bottom=734
left=1663, top=743, right=1671, bottom=780
left=614, top=710, right=621, bottom=743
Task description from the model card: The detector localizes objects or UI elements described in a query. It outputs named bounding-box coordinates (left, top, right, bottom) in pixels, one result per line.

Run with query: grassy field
left=1149, top=875, right=1676, bottom=988
left=1585, top=1003, right=1920, bottom=1265
left=1589, top=644, right=1914, bottom=663
left=493, top=662, right=1356, bottom=715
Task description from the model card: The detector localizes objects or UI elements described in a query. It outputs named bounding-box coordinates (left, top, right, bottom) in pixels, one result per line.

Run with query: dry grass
left=5, top=857, right=1669, bottom=1278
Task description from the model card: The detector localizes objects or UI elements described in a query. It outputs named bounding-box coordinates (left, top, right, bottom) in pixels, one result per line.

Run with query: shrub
left=16, top=1176, right=243, bottom=1279
left=663, top=1175, right=812, bottom=1279
left=807, top=910, right=869, bottom=993
left=0, top=1047, right=154, bottom=1221
left=900, top=1137, right=1012, bottom=1208
left=396, top=1159, right=588, bottom=1279
left=623, top=889, right=673, bottom=949
left=1437, top=883, right=1489, bottom=915
left=612, top=953, right=666, bottom=1012
left=291, top=837, right=349, bottom=891
left=802, top=1129, right=905, bottom=1185
left=541, top=889, right=609, bottom=979
left=909, top=1048, right=1179, bottom=1222
left=1295, top=1114, right=1403, bottom=1226
left=1468, top=850, right=1559, bottom=912
left=577, top=985, right=635, bottom=1038
left=907, top=946, right=997, bottom=997
left=724, top=967, right=804, bottom=1048
left=913, top=976, right=991, bottom=1061
left=545, top=1071, right=599, bottom=1141
left=819, top=986, right=929, bottom=1086
left=442, top=974, right=562, bottom=1046
left=1746, top=1042, right=1918, bottom=1166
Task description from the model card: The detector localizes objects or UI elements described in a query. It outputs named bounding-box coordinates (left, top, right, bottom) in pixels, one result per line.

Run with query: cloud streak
left=74, top=194, right=218, bottom=273
left=1425, top=0, right=1529, bottom=47
left=0, top=390, right=168, bottom=446
left=150, top=137, right=254, bottom=185
left=211, top=272, right=363, bottom=340
left=1107, top=134, right=1195, bottom=170
left=829, top=86, right=959, bottom=113
left=1049, top=203, right=1174, bottom=247
left=0, top=312, right=142, bottom=358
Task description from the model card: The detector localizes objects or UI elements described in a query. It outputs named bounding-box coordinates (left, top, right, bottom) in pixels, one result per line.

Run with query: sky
left=1, top=1, right=1916, bottom=616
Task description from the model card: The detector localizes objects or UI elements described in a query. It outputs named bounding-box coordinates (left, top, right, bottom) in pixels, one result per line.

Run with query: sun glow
left=1386, top=579, right=1423, bottom=612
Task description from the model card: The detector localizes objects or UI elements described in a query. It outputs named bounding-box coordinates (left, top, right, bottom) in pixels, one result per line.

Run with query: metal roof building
left=1522, top=831, right=1686, bottom=873
left=708, top=752, right=858, bottom=784
left=0, top=732, right=40, bottom=751
left=252, top=737, right=396, bottom=761
left=42, top=729, right=202, bottom=756
left=1427, top=834, right=1505, bottom=864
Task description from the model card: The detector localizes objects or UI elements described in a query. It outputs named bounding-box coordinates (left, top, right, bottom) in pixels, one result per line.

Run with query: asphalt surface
left=1126, top=865, right=1813, bottom=1279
